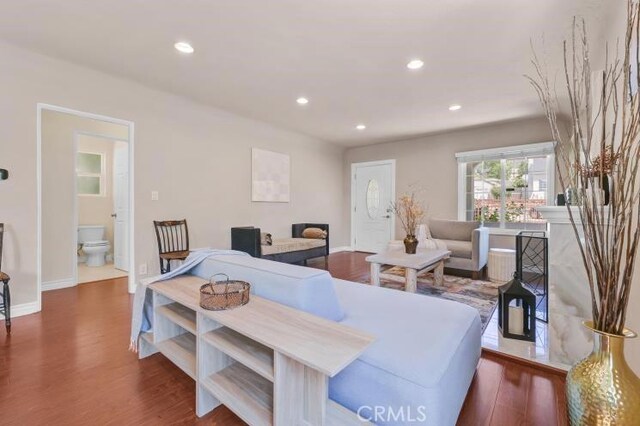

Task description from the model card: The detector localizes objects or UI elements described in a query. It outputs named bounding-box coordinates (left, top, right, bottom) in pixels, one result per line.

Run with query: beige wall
left=0, top=40, right=345, bottom=310
left=344, top=117, right=556, bottom=248
left=77, top=135, right=119, bottom=256
left=41, top=112, right=128, bottom=284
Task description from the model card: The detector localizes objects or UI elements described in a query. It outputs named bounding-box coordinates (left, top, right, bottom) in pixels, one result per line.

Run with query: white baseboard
left=42, top=278, right=76, bottom=291
left=1, top=301, right=40, bottom=319
left=329, top=246, right=354, bottom=254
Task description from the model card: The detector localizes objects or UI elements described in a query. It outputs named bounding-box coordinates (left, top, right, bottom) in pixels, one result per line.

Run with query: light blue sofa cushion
left=331, top=278, right=482, bottom=426
left=189, top=255, right=345, bottom=321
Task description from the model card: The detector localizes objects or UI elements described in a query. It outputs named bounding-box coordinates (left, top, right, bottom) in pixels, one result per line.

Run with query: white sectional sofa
left=190, top=254, right=481, bottom=426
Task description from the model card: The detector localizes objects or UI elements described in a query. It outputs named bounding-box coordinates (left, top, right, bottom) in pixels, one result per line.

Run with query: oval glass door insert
left=366, top=179, right=380, bottom=219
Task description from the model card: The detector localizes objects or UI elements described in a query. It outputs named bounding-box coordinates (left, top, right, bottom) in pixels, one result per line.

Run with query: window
left=77, top=152, right=104, bottom=196
left=456, top=142, right=555, bottom=231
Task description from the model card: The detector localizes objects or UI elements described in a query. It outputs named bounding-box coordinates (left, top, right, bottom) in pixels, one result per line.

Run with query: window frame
left=76, top=151, right=106, bottom=197
left=456, top=142, right=556, bottom=230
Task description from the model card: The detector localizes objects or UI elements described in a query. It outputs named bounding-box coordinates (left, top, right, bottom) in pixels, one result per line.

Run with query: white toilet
left=78, top=225, right=110, bottom=267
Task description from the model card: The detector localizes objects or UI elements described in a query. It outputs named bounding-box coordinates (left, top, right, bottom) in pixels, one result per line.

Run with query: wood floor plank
left=526, top=373, right=560, bottom=426
left=554, top=374, right=569, bottom=426
left=456, top=357, right=503, bottom=426
left=0, top=251, right=566, bottom=425
left=490, top=359, right=531, bottom=425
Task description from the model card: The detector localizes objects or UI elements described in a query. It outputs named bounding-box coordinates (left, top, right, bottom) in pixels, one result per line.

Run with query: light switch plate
left=139, top=263, right=148, bottom=275
left=151, top=191, right=159, bottom=201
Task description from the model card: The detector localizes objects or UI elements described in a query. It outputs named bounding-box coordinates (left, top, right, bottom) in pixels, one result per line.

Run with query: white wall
left=0, top=40, right=345, bottom=312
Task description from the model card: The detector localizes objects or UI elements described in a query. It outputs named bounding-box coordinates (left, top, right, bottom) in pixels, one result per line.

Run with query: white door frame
left=37, top=103, right=136, bottom=312
left=72, top=130, right=130, bottom=286
left=350, top=159, right=396, bottom=250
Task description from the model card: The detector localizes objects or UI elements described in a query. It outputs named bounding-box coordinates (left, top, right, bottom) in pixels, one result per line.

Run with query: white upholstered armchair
left=427, top=219, right=490, bottom=279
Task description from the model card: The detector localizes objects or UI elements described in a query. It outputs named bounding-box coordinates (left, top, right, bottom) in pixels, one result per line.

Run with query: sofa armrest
left=292, top=223, right=329, bottom=256
left=231, top=227, right=262, bottom=257
left=471, top=227, right=490, bottom=271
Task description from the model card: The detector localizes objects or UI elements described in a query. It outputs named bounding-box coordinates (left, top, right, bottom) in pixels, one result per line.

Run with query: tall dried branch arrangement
left=391, top=193, right=425, bottom=236
left=527, top=0, right=640, bottom=335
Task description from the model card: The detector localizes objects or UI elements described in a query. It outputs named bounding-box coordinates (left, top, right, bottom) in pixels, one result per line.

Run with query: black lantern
left=498, top=272, right=536, bottom=342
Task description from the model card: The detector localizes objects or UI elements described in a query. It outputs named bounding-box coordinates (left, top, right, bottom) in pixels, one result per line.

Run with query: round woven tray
left=199, top=273, right=250, bottom=311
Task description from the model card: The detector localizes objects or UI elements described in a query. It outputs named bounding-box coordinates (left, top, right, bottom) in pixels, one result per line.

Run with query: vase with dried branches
left=528, top=0, right=640, bottom=422
left=391, top=193, right=425, bottom=254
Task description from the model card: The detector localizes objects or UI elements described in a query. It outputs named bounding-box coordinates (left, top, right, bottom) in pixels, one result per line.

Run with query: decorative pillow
left=302, top=227, right=327, bottom=239
left=417, top=223, right=432, bottom=239
left=260, top=232, right=273, bottom=246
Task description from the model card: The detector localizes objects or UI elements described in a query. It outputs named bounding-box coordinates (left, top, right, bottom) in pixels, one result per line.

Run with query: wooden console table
left=138, top=276, right=374, bottom=425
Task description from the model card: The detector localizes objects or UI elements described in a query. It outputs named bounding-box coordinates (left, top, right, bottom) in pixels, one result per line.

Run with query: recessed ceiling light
left=296, top=97, right=309, bottom=105
left=356, top=124, right=366, bottom=130
left=406, top=59, right=424, bottom=70
left=174, top=42, right=194, bottom=54
left=449, top=104, right=462, bottom=111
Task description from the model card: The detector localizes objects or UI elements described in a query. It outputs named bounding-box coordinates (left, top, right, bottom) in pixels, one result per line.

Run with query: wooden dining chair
left=0, top=223, right=11, bottom=333
left=153, top=220, right=190, bottom=274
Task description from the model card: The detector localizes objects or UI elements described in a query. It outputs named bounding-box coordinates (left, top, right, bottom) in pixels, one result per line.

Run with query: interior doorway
left=351, top=160, right=396, bottom=253
left=74, top=132, right=129, bottom=284
left=37, top=104, right=135, bottom=307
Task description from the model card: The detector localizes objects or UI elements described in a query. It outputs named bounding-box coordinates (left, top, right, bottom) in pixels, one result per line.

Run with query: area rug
left=362, top=267, right=501, bottom=332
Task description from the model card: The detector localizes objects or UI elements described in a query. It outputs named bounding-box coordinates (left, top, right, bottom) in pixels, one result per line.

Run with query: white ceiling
left=0, top=0, right=620, bottom=146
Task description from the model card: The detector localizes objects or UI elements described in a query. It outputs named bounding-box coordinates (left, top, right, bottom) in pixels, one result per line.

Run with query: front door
left=352, top=160, right=395, bottom=253
left=113, top=142, right=129, bottom=271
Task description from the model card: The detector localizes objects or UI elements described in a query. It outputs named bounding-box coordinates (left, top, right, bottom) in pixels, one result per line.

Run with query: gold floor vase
left=566, top=321, right=640, bottom=425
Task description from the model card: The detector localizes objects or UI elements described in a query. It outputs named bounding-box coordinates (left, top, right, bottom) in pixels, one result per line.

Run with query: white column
left=538, top=206, right=595, bottom=366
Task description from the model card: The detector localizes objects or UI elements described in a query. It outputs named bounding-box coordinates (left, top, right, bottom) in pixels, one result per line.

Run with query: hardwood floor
left=0, top=252, right=566, bottom=425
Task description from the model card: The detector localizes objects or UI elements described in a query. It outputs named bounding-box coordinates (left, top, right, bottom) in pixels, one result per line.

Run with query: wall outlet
left=139, top=263, right=148, bottom=275
left=151, top=190, right=159, bottom=201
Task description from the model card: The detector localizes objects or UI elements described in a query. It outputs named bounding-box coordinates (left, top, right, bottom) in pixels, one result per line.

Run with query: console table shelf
left=155, top=333, right=196, bottom=379
left=141, top=275, right=374, bottom=425
left=202, top=327, right=274, bottom=382
left=156, top=302, right=197, bottom=333
left=201, top=362, right=274, bottom=426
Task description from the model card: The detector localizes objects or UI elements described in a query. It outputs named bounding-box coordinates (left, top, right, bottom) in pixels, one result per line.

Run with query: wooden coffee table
left=365, top=249, right=451, bottom=293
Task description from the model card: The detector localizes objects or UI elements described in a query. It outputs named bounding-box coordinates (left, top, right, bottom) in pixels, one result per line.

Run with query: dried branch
left=391, top=193, right=425, bottom=237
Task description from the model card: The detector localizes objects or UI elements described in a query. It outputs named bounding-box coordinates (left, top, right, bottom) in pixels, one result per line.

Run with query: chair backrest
left=154, top=220, right=189, bottom=254
left=428, top=219, right=480, bottom=242
left=0, top=223, right=4, bottom=271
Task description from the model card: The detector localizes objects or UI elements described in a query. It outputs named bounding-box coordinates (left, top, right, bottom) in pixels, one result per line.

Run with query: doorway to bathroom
left=38, top=104, right=135, bottom=299
left=75, top=133, right=129, bottom=284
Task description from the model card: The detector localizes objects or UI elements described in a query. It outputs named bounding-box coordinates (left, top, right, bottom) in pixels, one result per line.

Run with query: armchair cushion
left=443, top=240, right=473, bottom=259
